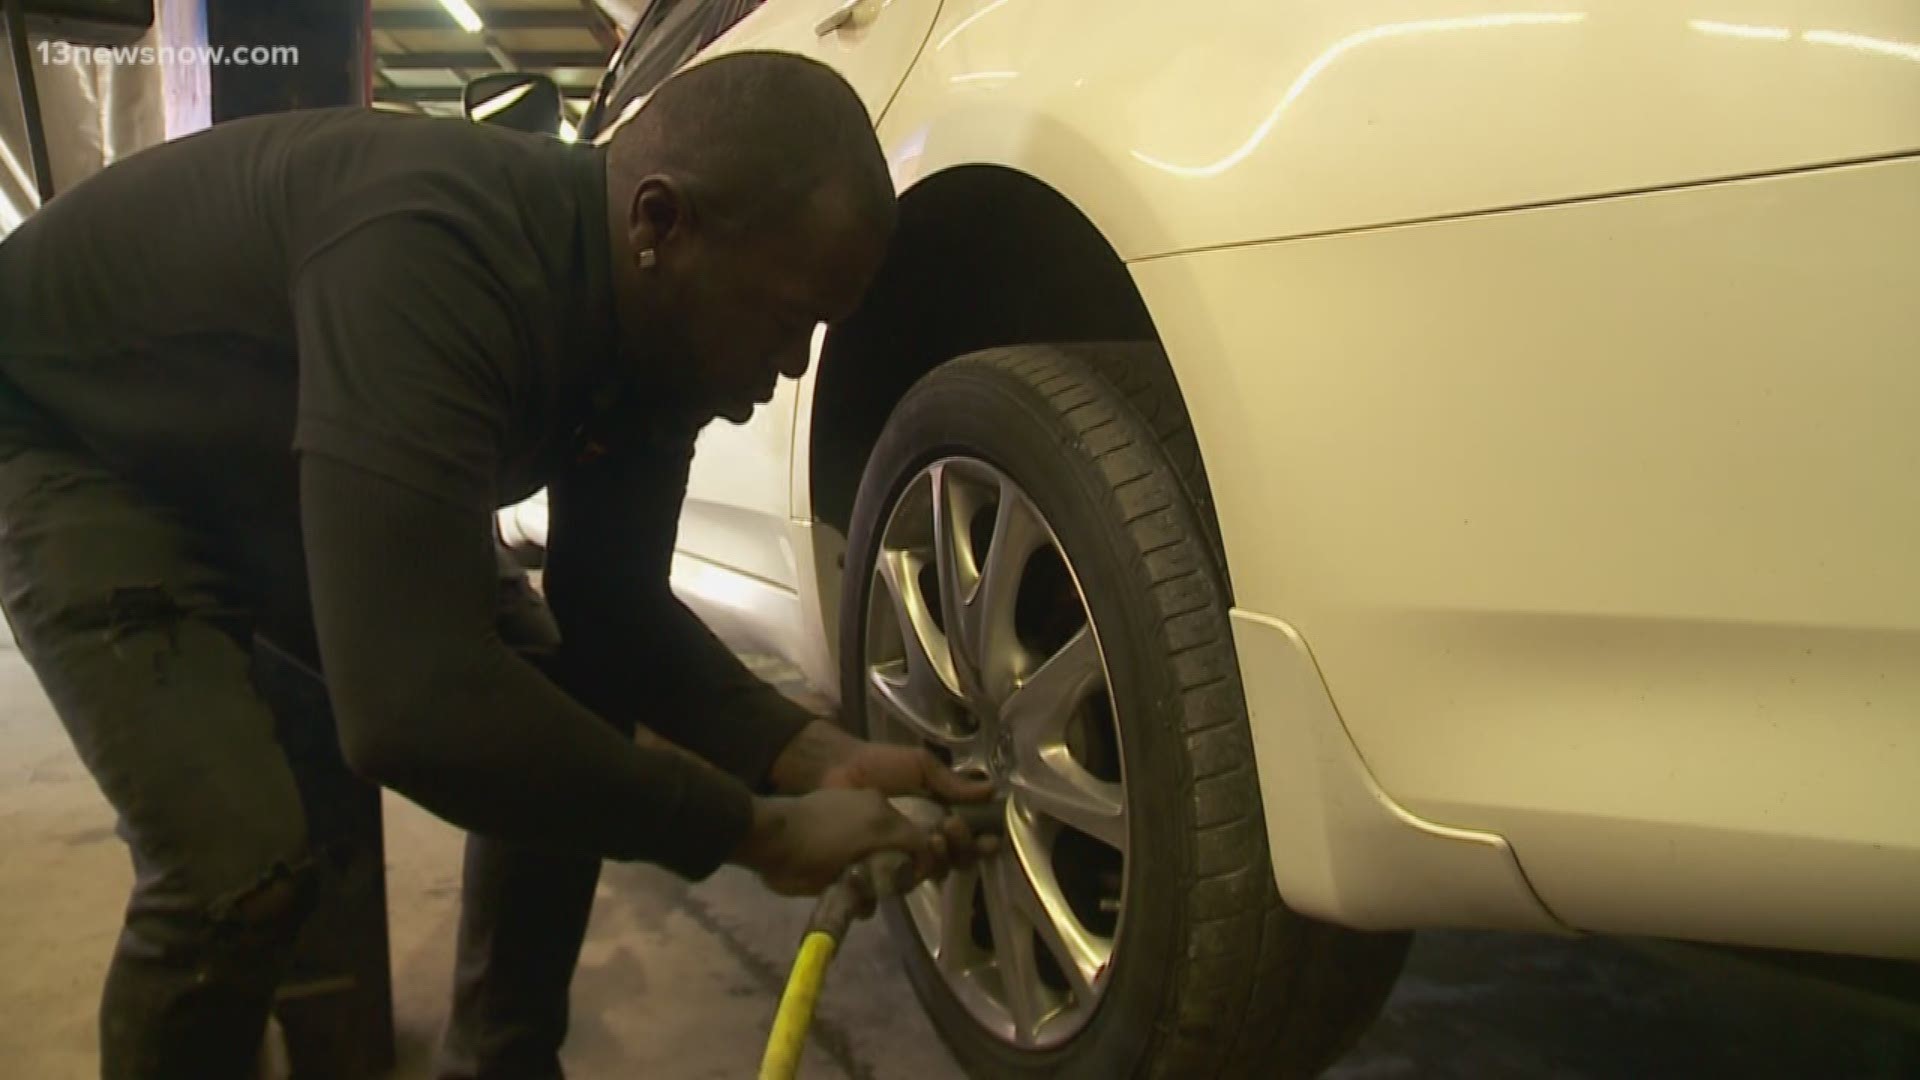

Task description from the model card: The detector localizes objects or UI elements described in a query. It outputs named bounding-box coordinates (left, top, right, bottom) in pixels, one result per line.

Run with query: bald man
left=0, top=52, right=985, bottom=1079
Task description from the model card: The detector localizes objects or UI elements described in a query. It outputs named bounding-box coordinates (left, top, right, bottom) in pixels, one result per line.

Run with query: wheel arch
left=806, top=164, right=1185, bottom=538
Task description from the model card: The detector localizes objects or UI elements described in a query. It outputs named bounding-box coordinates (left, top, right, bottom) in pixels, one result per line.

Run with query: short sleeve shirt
left=0, top=107, right=620, bottom=524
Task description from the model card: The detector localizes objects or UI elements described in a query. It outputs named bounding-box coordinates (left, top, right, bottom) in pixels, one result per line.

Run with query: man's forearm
left=359, top=640, right=757, bottom=876
left=556, top=630, right=855, bottom=796
left=300, top=457, right=758, bottom=879
left=539, top=432, right=822, bottom=789
left=551, top=599, right=816, bottom=788
left=766, top=719, right=862, bottom=795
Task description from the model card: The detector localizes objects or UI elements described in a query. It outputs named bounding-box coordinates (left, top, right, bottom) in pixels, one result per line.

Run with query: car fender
left=881, top=0, right=1920, bottom=261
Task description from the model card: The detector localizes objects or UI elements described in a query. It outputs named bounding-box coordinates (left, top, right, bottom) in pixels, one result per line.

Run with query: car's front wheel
left=840, top=344, right=1409, bottom=1078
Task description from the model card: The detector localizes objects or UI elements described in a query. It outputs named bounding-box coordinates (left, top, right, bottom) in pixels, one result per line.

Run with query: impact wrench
left=759, top=796, right=1007, bottom=1080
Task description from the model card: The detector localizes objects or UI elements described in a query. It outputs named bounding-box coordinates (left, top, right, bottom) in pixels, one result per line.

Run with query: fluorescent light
left=559, top=118, right=578, bottom=142
left=437, top=0, right=485, bottom=33
left=1688, top=19, right=1790, bottom=41
left=1802, top=28, right=1920, bottom=62
left=469, top=80, right=532, bottom=120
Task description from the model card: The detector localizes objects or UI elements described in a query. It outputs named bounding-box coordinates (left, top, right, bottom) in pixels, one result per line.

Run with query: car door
left=601, top=0, right=945, bottom=591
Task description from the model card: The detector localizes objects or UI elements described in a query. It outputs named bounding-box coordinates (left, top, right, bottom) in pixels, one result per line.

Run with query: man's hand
left=730, top=790, right=933, bottom=896
left=770, top=720, right=990, bottom=798
left=767, top=719, right=999, bottom=870
left=814, top=740, right=991, bottom=802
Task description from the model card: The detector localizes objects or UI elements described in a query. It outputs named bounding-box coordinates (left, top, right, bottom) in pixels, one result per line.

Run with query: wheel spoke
left=1003, top=625, right=1102, bottom=731
left=929, top=462, right=982, bottom=694
left=1003, top=628, right=1126, bottom=850
left=982, top=857, right=1049, bottom=1045
left=871, top=546, right=964, bottom=745
left=967, top=482, right=1047, bottom=702
left=876, top=547, right=955, bottom=692
left=1005, top=813, right=1108, bottom=1002
left=1011, top=765, right=1127, bottom=852
left=867, top=668, right=964, bottom=747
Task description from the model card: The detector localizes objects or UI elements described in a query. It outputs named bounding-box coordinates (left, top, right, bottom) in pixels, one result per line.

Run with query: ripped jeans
left=0, top=386, right=590, bottom=1079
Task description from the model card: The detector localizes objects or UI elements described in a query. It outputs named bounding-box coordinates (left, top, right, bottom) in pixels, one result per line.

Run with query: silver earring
left=636, top=248, right=658, bottom=270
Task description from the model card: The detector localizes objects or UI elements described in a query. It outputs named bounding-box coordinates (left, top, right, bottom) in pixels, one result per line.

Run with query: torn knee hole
left=103, top=585, right=186, bottom=654
left=208, top=856, right=319, bottom=933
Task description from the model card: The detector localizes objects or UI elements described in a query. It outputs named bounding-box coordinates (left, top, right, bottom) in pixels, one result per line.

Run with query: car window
left=616, top=0, right=712, bottom=93
left=598, top=3, right=655, bottom=90
left=586, top=0, right=767, bottom=143
left=712, top=0, right=768, bottom=31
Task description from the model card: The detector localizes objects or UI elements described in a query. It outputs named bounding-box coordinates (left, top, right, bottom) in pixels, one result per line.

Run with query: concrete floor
left=3, top=640, right=1917, bottom=1079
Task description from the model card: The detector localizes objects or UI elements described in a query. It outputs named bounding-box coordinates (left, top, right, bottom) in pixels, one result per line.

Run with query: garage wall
left=0, top=0, right=210, bottom=237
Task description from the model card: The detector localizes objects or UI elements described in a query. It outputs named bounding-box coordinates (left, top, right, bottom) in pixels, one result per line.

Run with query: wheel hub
left=987, top=723, right=1014, bottom=777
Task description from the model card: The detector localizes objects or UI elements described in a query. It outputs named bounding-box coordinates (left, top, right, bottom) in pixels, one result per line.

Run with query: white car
left=491, top=2, right=1920, bottom=1075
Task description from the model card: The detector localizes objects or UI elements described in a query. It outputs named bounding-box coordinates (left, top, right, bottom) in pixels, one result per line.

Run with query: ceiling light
left=437, top=0, right=485, bottom=33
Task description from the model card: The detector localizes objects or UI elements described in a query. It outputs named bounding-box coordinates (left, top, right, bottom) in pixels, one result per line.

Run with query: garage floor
left=3, top=639, right=1916, bottom=1079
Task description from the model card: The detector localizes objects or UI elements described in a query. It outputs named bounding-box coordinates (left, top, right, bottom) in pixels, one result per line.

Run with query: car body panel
left=1232, top=609, right=1570, bottom=935
left=886, top=0, right=1920, bottom=259
left=1131, top=155, right=1920, bottom=957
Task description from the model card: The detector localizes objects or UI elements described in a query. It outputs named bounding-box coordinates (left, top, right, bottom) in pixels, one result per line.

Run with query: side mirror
left=462, top=72, right=563, bottom=136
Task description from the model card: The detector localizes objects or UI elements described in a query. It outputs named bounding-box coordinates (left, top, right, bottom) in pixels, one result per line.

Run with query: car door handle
left=816, top=0, right=878, bottom=36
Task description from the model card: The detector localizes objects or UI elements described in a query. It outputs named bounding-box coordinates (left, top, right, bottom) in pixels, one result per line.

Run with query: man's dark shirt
left=0, top=108, right=810, bottom=877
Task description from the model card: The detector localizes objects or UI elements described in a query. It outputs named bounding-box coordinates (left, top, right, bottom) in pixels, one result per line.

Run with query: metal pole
left=2, top=0, right=55, bottom=202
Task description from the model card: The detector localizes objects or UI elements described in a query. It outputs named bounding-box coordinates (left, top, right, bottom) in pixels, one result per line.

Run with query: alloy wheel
left=862, top=457, right=1128, bottom=1049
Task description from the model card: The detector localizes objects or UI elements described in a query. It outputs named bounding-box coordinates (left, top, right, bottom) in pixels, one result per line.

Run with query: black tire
left=839, top=343, right=1410, bottom=1078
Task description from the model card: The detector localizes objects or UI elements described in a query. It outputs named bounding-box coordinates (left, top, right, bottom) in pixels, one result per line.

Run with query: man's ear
left=629, top=175, right=691, bottom=260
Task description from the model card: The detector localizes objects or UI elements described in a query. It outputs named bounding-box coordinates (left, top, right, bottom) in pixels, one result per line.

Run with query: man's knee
left=124, top=844, right=322, bottom=968
left=206, top=854, right=322, bottom=947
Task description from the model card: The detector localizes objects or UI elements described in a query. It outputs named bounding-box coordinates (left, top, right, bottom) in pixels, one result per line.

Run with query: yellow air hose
left=759, top=930, right=840, bottom=1080
left=758, top=797, right=1004, bottom=1080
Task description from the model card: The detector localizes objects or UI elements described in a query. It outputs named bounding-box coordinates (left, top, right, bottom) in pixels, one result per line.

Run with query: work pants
left=0, top=383, right=616, bottom=1079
